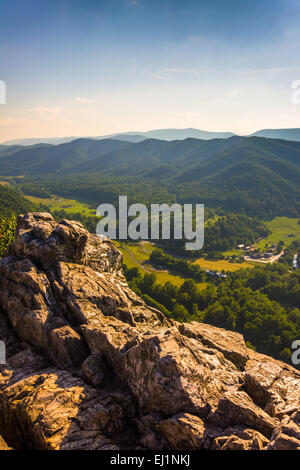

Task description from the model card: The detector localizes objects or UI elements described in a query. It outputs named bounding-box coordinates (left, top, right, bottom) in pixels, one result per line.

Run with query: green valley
left=0, top=133, right=299, bottom=366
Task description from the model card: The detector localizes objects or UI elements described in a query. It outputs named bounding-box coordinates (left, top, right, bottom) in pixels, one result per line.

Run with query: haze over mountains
left=2, top=128, right=234, bottom=146
left=1, top=134, right=299, bottom=219
left=250, top=128, right=300, bottom=141
left=4, top=127, right=300, bottom=146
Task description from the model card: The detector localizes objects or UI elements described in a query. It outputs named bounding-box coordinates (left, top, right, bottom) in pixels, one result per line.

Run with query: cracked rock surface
left=0, top=213, right=299, bottom=450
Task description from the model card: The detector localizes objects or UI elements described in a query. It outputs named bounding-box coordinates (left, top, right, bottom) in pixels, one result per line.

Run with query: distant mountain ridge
left=4, top=127, right=300, bottom=146
left=250, top=128, right=300, bottom=141
left=2, top=128, right=235, bottom=146
left=2, top=136, right=80, bottom=146
left=133, top=128, right=235, bottom=140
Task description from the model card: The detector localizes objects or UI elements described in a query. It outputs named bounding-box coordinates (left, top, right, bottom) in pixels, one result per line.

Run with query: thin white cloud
left=75, top=97, right=96, bottom=103
left=163, top=67, right=215, bottom=75
left=32, top=106, right=63, bottom=116
left=28, top=106, right=71, bottom=124
left=243, top=66, right=300, bottom=74
left=162, top=65, right=300, bottom=77
left=146, top=72, right=171, bottom=81
left=136, top=67, right=172, bottom=81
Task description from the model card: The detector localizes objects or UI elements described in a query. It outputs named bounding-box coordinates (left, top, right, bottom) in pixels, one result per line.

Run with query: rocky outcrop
left=0, top=434, right=10, bottom=450
left=0, top=212, right=299, bottom=450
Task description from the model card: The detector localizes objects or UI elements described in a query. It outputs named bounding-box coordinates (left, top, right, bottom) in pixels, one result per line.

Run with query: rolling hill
left=0, top=139, right=133, bottom=175
left=0, top=185, right=36, bottom=217
left=251, top=128, right=300, bottom=142
left=0, top=135, right=299, bottom=218
left=68, top=136, right=243, bottom=176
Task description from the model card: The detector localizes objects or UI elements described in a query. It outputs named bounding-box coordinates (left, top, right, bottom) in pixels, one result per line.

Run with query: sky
left=1, top=0, right=300, bottom=142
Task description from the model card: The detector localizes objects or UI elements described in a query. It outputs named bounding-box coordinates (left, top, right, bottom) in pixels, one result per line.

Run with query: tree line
left=124, top=263, right=300, bottom=366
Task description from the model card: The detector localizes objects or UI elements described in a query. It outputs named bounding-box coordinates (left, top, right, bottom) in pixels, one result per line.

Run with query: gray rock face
left=0, top=213, right=299, bottom=450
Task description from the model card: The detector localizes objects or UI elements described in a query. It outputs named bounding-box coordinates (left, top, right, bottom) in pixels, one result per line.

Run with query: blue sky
left=1, top=0, right=300, bottom=141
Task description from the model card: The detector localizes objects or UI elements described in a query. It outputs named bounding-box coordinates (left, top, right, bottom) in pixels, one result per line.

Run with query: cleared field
left=255, top=217, right=300, bottom=250
left=192, top=257, right=253, bottom=272
left=217, top=218, right=300, bottom=261
left=24, top=195, right=95, bottom=216
left=129, top=241, right=155, bottom=261
left=222, top=249, right=242, bottom=257
left=115, top=241, right=207, bottom=289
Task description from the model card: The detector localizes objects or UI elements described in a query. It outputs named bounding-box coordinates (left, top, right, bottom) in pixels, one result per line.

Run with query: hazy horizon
left=3, top=126, right=300, bottom=145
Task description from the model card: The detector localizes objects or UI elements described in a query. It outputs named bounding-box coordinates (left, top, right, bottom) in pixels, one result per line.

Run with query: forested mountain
left=1, top=135, right=300, bottom=218
left=112, top=134, right=147, bottom=142
left=0, top=139, right=133, bottom=175
left=0, top=185, right=36, bottom=217
left=0, top=145, right=24, bottom=158
left=3, top=135, right=300, bottom=179
left=251, top=128, right=300, bottom=141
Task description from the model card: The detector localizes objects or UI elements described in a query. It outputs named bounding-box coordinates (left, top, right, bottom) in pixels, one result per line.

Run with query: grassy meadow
left=255, top=217, right=300, bottom=250
left=115, top=240, right=208, bottom=289
left=24, top=194, right=95, bottom=216
left=192, top=257, right=254, bottom=271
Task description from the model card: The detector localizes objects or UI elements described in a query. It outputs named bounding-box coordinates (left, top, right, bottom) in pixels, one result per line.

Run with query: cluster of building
left=206, top=270, right=227, bottom=279
left=239, top=242, right=284, bottom=263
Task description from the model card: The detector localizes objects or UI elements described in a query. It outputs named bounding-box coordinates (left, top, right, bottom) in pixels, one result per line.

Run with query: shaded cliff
left=0, top=213, right=299, bottom=450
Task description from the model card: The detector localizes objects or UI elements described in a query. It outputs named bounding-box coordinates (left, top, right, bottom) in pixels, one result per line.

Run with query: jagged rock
left=5, top=213, right=123, bottom=275
left=0, top=213, right=299, bottom=450
left=156, top=413, right=206, bottom=449
left=211, top=427, right=269, bottom=450
left=267, top=411, right=300, bottom=450
left=80, top=353, right=108, bottom=387
left=0, top=434, right=10, bottom=450
left=207, top=390, right=278, bottom=437
left=179, top=322, right=249, bottom=369
left=0, top=362, right=120, bottom=450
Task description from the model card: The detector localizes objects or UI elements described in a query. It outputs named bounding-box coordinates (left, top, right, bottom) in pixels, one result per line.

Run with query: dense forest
left=1, top=134, right=299, bottom=219
left=158, top=213, right=271, bottom=257
left=124, top=263, right=300, bottom=366
left=0, top=215, right=16, bottom=257
left=0, top=185, right=36, bottom=218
